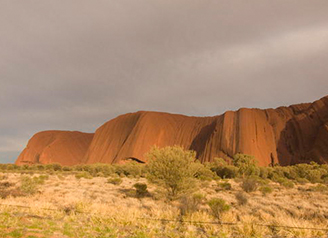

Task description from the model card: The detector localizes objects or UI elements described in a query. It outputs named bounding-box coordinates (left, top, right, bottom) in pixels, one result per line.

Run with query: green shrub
left=235, top=192, right=248, bottom=206
left=193, top=163, right=216, bottom=181
left=21, top=165, right=31, bottom=170
left=241, top=178, right=258, bottom=193
left=36, top=164, right=45, bottom=171
left=133, top=183, right=148, bottom=197
left=322, top=176, right=328, bottom=184
left=281, top=179, right=294, bottom=188
left=88, top=164, right=114, bottom=177
left=62, top=166, right=72, bottom=171
left=114, top=162, right=144, bottom=177
left=75, top=172, right=93, bottom=179
left=295, top=177, right=309, bottom=184
left=217, top=166, right=238, bottom=179
left=259, top=167, right=270, bottom=179
left=306, top=169, right=324, bottom=183
left=259, top=185, right=273, bottom=195
left=45, top=164, right=62, bottom=171
left=208, top=158, right=238, bottom=179
left=218, top=181, right=232, bottom=190
left=6, top=164, right=19, bottom=170
left=96, top=172, right=105, bottom=177
left=108, top=177, right=122, bottom=185
left=233, top=153, right=259, bottom=177
left=292, top=163, right=313, bottom=179
left=33, top=175, right=49, bottom=184
left=146, top=146, right=199, bottom=199
left=208, top=198, right=230, bottom=220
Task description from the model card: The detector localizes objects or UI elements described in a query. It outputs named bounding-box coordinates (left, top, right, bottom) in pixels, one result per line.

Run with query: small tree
left=146, top=146, right=198, bottom=199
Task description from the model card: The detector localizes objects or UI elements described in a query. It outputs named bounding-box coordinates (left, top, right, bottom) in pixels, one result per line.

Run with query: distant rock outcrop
left=15, top=131, right=93, bottom=166
left=16, top=96, right=328, bottom=166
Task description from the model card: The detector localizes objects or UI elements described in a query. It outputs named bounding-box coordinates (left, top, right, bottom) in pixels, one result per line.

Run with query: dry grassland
left=0, top=172, right=328, bottom=238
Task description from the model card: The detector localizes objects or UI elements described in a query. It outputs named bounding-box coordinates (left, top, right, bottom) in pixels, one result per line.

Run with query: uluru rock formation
left=16, top=131, right=94, bottom=166
left=16, top=95, right=328, bottom=166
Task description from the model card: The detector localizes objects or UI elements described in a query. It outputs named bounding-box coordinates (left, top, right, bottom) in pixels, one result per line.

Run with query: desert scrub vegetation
left=2, top=148, right=328, bottom=236
left=3, top=152, right=328, bottom=187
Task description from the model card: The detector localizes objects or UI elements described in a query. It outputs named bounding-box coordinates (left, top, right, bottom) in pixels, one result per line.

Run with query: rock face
left=16, top=96, right=328, bottom=166
left=16, top=131, right=94, bottom=166
left=83, top=96, right=328, bottom=166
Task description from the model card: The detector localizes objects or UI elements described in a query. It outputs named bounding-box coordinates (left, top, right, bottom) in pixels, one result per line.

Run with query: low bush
left=235, top=192, right=248, bottom=206
left=75, top=172, right=93, bottom=179
left=306, top=169, right=324, bottom=183
left=281, top=179, right=294, bottom=189
left=20, top=176, right=40, bottom=195
left=309, top=184, right=328, bottom=192
left=209, top=158, right=238, bottom=179
left=33, top=175, right=49, bottom=184
left=179, top=193, right=206, bottom=215
left=108, top=177, right=123, bottom=185
left=133, top=183, right=148, bottom=197
left=193, top=163, right=216, bottom=181
left=0, top=188, right=23, bottom=199
left=114, top=162, right=144, bottom=178
left=45, top=164, right=62, bottom=171
left=241, top=178, right=258, bottom=193
left=62, top=166, right=72, bottom=171
left=259, top=185, right=273, bottom=195
left=218, top=181, right=232, bottom=191
left=295, top=177, right=309, bottom=184
left=207, top=198, right=230, bottom=220
left=0, top=181, right=14, bottom=189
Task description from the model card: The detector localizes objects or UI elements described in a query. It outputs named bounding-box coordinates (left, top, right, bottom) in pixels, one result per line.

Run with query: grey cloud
left=1, top=0, right=328, bottom=162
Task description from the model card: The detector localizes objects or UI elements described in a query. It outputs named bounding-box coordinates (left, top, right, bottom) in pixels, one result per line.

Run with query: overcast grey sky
left=1, top=0, right=328, bottom=163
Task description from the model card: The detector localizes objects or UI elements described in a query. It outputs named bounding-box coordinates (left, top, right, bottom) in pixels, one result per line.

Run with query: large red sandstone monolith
left=16, top=131, right=93, bottom=166
left=16, top=95, right=328, bottom=166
